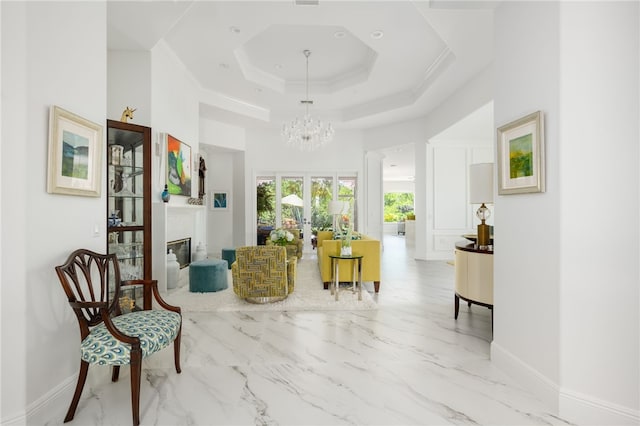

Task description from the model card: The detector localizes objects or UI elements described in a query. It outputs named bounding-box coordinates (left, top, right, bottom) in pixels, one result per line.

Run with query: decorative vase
left=340, top=245, right=352, bottom=256
left=193, top=242, right=207, bottom=262
left=161, top=184, right=170, bottom=203
left=166, top=249, right=180, bottom=290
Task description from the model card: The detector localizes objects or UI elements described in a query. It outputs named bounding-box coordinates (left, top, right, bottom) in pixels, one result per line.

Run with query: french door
left=256, top=173, right=357, bottom=253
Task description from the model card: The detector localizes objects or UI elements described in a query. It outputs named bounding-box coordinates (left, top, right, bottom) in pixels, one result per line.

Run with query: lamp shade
left=469, top=163, right=494, bottom=204
left=328, top=200, right=350, bottom=215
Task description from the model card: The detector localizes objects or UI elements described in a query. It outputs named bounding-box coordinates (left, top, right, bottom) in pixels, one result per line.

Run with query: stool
left=221, top=248, right=236, bottom=269
left=189, top=259, right=228, bottom=292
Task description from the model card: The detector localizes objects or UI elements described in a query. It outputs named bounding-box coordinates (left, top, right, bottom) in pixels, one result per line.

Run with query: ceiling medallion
left=282, top=50, right=335, bottom=151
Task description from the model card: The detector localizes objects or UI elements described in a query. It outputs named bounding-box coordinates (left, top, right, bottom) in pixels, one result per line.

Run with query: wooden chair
left=55, top=249, right=182, bottom=425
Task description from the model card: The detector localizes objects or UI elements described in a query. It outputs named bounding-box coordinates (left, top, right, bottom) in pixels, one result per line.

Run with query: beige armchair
left=231, top=246, right=296, bottom=303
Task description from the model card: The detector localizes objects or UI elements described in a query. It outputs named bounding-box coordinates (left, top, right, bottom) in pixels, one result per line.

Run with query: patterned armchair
left=231, top=245, right=296, bottom=303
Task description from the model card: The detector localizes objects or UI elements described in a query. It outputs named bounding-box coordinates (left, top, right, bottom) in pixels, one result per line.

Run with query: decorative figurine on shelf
left=120, top=106, right=136, bottom=123
left=161, top=184, right=170, bottom=203
left=198, top=156, right=207, bottom=199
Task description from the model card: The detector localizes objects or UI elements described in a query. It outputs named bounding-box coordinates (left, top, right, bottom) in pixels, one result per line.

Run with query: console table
left=454, top=241, right=493, bottom=329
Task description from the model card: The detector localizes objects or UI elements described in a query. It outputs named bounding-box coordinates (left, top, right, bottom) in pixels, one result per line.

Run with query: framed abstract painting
left=47, top=106, right=103, bottom=197
left=497, top=110, right=545, bottom=195
left=166, top=134, right=192, bottom=196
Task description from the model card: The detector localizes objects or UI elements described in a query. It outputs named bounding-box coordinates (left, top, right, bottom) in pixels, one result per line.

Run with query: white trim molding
left=491, top=341, right=560, bottom=413
left=492, top=342, right=640, bottom=425
left=559, top=388, right=640, bottom=426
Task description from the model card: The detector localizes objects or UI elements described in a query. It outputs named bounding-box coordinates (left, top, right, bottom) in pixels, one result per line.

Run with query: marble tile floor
left=45, top=235, right=572, bottom=426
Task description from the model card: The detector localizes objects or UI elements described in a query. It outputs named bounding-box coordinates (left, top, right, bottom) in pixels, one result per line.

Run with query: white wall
left=1, top=2, right=106, bottom=423
left=491, top=0, right=562, bottom=412
left=205, top=149, right=236, bottom=256
left=558, top=2, right=639, bottom=423
left=107, top=50, right=152, bottom=125
left=199, top=118, right=247, bottom=256
left=492, top=2, right=639, bottom=424
left=383, top=181, right=414, bottom=193
left=425, top=140, right=492, bottom=260
left=200, top=117, right=246, bottom=151
left=148, top=40, right=203, bottom=292
left=151, top=41, right=200, bottom=199
left=364, top=151, right=384, bottom=242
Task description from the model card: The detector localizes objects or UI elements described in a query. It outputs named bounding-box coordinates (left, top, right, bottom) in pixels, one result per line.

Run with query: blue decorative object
left=108, top=212, right=121, bottom=227
left=161, top=184, right=170, bottom=202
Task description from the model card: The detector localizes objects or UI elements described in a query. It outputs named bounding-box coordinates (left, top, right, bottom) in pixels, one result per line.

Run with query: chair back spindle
left=55, top=249, right=122, bottom=328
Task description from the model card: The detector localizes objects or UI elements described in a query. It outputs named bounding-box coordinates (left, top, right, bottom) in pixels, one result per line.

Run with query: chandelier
left=282, top=50, right=335, bottom=151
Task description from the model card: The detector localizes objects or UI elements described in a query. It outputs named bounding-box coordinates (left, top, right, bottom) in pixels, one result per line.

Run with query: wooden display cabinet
left=106, top=120, right=152, bottom=309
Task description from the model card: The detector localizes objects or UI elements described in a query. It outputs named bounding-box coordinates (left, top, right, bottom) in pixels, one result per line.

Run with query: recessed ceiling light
left=219, top=63, right=229, bottom=69
left=370, top=30, right=384, bottom=40
left=334, top=31, right=346, bottom=39
left=229, top=26, right=241, bottom=34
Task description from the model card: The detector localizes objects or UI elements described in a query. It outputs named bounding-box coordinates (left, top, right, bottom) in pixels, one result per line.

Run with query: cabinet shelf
left=108, top=225, right=144, bottom=232
left=109, top=194, right=144, bottom=199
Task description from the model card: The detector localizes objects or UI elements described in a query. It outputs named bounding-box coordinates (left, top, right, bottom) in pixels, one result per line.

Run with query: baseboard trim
left=559, top=388, right=640, bottom=425
left=491, top=342, right=640, bottom=425
left=23, top=373, right=75, bottom=424
left=1, top=410, right=26, bottom=426
left=490, top=341, right=560, bottom=412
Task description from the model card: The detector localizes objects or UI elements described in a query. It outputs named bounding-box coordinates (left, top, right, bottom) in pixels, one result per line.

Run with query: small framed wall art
left=211, top=190, right=229, bottom=211
left=47, top=106, right=103, bottom=197
left=497, top=110, right=545, bottom=195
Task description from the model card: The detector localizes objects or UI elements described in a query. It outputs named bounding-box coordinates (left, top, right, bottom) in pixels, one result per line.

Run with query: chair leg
left=174, top=327, right=182, bottom=374
left=374, top=281, right=380, bottom=293
left=130, top=349, right=142, bottom=426
left=64, top=360, right=90, bottom=422
left=112, top=365, right=120, bottom=382
left=454, top=294, right=460, bottom=319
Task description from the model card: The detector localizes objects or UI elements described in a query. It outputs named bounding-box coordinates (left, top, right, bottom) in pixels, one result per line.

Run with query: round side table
left=328, top=254, right=363, bottom=301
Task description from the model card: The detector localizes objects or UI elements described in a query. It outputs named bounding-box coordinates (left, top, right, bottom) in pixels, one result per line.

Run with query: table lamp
left=469, top=163, right=494, bottom=247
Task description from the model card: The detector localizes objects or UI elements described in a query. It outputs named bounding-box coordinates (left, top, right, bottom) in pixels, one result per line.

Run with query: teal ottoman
left=189, top=259, right=228, bottom=292
left=221, top=248, right=236, bottom=269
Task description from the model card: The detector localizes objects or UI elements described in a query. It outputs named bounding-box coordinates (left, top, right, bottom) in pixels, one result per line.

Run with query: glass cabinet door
left=106, top=120, right=151, bottom=305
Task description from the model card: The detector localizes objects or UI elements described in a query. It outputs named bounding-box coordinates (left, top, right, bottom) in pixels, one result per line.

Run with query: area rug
left=164, top=257, right=378, bottom=312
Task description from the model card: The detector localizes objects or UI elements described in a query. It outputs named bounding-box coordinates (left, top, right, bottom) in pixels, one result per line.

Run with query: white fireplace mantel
left=152, top=202, right=207, bottom=293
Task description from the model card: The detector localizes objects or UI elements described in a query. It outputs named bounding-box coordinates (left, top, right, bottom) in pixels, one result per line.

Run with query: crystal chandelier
left=282, top=50, right=334, bottom=151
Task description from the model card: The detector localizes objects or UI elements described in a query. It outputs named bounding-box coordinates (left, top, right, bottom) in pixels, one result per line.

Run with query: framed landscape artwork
left=211, top=190, right=229, bottom=211
left=47, top=106, right=103, bottom=197
left=497, top=110, right=545, bottom=195
left=166, top=134, right=192, bottom=196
